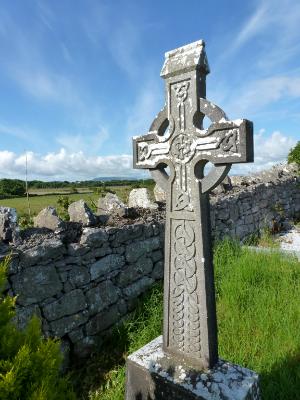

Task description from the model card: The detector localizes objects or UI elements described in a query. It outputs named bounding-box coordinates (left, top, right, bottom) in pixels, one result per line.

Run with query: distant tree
left=288, top=141, right=300, bottom=166
left=0, top=179, right=25, bottom=197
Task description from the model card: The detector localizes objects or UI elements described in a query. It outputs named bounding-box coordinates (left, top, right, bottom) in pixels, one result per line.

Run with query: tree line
left=0, top=178, right=155, bottom=198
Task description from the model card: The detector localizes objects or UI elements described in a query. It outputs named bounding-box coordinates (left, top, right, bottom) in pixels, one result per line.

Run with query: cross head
left=133, top=40, right=254, bottom=369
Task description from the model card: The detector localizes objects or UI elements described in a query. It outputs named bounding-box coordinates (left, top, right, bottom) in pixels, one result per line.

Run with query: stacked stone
left=211, top=164, right=300, bottom=240
left=3, top=221, right=164, bottom=357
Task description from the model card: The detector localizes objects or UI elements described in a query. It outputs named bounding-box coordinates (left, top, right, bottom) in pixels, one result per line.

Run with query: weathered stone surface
left=86, top=280, right=120, bottom=315
left=68, top=266, right=90, bottom=287
left=0, top=207, right=19, bottom=242
left=86, top=303, right=122, bottom=335
left=68, top=200, right=97, bottom=226
left=126, top=336, right=260, bottom=400
left=50, top=310, right=89, bottom=337
left=80, top=227, right=108, bottom=246
left=128, top=188, right=158, bottom=209
left=97, top=193, right=127, bottom=217
left=151, top=260, right=164, bottom=280
left=212, top=176, right=233, bottom=195
left=33, top=207, right=63, bottom=231
left=123, top=276, right=154, bottom=299
left=90, top=254, right=124, bottom=280
left=117, top=257, right=153, bottom=287
left=20, top=238, right=65, bottom=267
left=14, top=304, right=41, bottom=330
left=113, top=223, right=144, bottom=244
left=126, top=237, right=160, bottom=263
left=43, top=289, right=87, bottom=321
left=11, top=265, right=62, bottom=306
left=153, top=184, right=166, bottom=202
left=68, top=327, right=84, bottom=343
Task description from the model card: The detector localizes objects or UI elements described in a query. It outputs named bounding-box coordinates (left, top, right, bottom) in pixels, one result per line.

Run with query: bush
left=288, top=141, right=300, bottom=166
left=0, top=179, right=25, bottom=197
left=0, top=258, right=75, bottom=400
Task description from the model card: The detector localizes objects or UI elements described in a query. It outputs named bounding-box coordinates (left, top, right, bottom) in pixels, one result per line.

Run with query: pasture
left=0, top=185, right=135, bottom=217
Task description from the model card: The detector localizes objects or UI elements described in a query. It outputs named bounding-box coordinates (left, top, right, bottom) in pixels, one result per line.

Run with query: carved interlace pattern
left=172, top=220, right=201, bottom=354
left=171, top=134, right=192, bottom=161
left=173, top=81, right=190, bottom=102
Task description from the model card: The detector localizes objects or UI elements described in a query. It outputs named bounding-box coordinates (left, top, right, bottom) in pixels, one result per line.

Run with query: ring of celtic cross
left=149, top=98, right=233, bottom=194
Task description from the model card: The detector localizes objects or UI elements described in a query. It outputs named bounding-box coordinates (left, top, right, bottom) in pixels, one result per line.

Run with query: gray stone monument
left=126, top=40, right=260, bottom=399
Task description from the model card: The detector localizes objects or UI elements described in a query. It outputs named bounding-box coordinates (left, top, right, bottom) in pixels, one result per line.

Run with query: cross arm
left=193, top=118, right=254, bottom=164
left=133, top=106, right=172, bottom=170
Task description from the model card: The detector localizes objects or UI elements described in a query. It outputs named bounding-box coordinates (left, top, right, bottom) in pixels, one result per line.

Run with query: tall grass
left=74, top=240, right=300, bottom=400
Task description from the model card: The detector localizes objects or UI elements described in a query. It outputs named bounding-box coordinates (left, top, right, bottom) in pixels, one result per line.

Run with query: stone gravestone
left=126, top=40, right=260, bottom=399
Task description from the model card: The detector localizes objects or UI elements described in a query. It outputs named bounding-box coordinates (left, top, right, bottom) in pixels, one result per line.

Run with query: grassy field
left=28, top=188, right=93, bottom=195
left=72, top=240, right=300, bottom=400
left=0, top=185, right=136, bottom=217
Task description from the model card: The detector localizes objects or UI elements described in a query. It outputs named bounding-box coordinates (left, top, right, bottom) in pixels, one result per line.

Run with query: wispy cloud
left=231, top=2, right=268, bottom=52
left=82, top=3, right=144, bottom=79
left=56, top=127, right=109, bottom=155
left=225, top=76, right=300, bottom=117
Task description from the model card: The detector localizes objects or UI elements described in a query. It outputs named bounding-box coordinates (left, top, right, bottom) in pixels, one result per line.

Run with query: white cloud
left=0, top=148, right=146, bottom=181
left=232, top=129, right=296, bottom=174
left=0, top=129, right=295, bottom=180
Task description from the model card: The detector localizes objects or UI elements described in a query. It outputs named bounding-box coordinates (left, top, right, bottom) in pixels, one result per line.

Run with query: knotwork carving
left=173, top=81, right=190, bottom=102
left=171, top=134, right=192, bottom=162
left=172, top=220, right=201, bottom=355
left=220, top=129, right=238, bottom=152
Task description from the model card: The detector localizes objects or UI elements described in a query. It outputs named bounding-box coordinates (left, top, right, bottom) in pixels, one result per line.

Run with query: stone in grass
left=97, top=192, right=127, bottom=217
left=68, top=200, right=97, bottom=226
left=126, top=336, right=260, bottom=400
left=33, top=206, right=64, bottom=231
left=128, top=188, right=158, bottom=209
left=0, top=206, right=19, bottom=242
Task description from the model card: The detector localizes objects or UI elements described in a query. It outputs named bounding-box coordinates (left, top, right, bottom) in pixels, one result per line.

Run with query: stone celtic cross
left=133, top=40, right=253, bottom=370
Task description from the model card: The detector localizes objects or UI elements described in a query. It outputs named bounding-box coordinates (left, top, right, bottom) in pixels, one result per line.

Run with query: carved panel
left=171, top=219, right=201, bottom=355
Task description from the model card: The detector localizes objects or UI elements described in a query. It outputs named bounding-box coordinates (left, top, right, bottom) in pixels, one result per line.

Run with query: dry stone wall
left=2, top=222, right=164, bottom=358
left=1, top=163, right=299, bottom=358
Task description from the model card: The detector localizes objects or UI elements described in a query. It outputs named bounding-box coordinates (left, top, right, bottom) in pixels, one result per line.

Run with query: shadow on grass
left=261, top=350, right=300, bottom=400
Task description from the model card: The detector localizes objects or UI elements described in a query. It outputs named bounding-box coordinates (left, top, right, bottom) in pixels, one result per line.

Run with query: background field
left=0, top=185, right=139, bottom=217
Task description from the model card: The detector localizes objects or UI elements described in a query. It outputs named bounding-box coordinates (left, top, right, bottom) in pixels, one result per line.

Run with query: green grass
left=72, top=240, right=300, bottom=400
left=0, top=185, right=135, bottom=218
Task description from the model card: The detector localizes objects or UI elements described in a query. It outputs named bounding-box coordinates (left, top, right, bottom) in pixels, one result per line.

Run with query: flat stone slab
left=126, top=336, right=260, bottom=400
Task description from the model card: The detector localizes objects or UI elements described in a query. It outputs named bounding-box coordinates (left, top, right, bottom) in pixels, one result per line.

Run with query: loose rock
left=128, top=188, right=158, bottom=209
left=68, top=200, right=97, bottom=226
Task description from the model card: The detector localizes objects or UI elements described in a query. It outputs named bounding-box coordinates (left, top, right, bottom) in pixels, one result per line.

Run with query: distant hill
left=92, top=177, right=137, bottom=181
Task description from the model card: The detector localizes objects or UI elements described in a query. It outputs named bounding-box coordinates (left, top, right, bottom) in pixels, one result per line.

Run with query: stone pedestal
left=126, top=336, right=260, bottom=400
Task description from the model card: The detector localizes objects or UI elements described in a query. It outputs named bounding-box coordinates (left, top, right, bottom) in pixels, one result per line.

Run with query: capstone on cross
left=133, top=40, right=254, bottom=369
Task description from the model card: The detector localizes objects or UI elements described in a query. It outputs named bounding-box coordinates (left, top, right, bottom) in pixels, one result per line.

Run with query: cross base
left=126, top=336, right=260, bottom=400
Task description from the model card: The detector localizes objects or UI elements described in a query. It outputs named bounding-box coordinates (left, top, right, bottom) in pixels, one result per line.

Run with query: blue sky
left=0, top=0, right=299, bottom=180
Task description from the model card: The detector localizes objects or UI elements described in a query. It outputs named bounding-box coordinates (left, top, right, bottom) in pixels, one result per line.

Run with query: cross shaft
left=133, top=40, right=253, bottom=369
